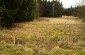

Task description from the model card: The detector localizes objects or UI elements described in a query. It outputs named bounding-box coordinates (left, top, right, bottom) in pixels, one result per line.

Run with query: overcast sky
left=60, top=0, right=77, bottom=8
left=48, top=0, right=79, bottom=8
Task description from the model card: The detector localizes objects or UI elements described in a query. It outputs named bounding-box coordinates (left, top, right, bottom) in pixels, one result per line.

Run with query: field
left=0, top=16, right=85, bottom=55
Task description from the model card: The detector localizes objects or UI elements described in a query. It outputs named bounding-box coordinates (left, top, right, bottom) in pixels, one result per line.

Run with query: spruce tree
left=40, top=0, right=63, bottom=17
left=0, top=0, right=39, bottom=27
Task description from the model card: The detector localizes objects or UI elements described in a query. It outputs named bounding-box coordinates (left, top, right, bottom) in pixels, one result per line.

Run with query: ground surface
left=0, top=16, right=85, bottom=55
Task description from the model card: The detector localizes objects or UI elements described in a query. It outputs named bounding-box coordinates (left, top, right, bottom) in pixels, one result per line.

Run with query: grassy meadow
left=0, top=16, right=85, bottom=55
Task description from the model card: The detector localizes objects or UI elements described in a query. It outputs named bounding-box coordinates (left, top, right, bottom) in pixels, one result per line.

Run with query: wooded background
left=0, top=0, right=85, bottom=27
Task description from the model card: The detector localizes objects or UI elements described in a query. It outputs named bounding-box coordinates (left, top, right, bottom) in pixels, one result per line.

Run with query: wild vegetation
left=39, top=0, right=63, bottom=17
left=0, top=0, right=39, bottom=27
left=64, top=0, right=85, bottom=20
left=0, top=0, right=63, bottom=27
left=0, top=16, right=85, bottom=55
left=0, top=0, right=85, bottom=55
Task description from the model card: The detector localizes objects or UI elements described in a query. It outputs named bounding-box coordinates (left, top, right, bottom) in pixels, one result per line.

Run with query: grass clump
left=0, top=17, right=85, bottom=55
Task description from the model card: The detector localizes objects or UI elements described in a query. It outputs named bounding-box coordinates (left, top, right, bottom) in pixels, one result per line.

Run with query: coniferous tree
left=0, top=0, right=39, bottom=27
left=64, top=6, right=73, bottom=16
left=53, top=0, right=63, bottom=17
left=71, top=0, right=85, bottom=19
left=40, top=0, right=63, bottom=17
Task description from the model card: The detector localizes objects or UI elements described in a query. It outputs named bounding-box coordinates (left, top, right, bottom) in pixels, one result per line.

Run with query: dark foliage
left=39, top=0, right=63, bottom=17
left=73, top=6, right=85, bottom=18
left=64, top=6, right=73, bottom=16
left=0, top=0, right=39, bottom=27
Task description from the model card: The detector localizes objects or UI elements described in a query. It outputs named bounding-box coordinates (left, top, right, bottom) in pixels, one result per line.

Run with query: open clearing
left=0, top=16, right=85, bottom=55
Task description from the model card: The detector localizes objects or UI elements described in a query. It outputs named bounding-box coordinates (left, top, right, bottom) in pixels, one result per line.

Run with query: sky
left=60, top=0, right=78, bottom=8
left=48, top=0, right=79, bottom=8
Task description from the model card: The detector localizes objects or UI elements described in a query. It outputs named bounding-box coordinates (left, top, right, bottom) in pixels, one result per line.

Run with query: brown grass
left=0, top=16, right=85, bottom=55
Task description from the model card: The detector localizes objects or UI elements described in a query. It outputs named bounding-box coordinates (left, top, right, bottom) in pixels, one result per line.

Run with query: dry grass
left=0, top=16, right=85, bottom=55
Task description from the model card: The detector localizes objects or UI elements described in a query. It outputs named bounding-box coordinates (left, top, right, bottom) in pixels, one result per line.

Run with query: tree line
left=64, top=5, right=85, bottom=20
left=39, top=0, right=63, bottom=17
left=0, top=0, right=85, bottom=28
left=64, top=0, right=85, bottom=20
left=0, top=0, right=63, bottom=27
left=0, top=0, right=39, bottom=27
